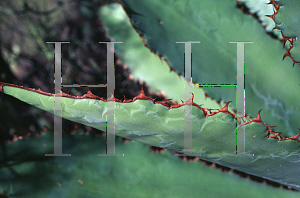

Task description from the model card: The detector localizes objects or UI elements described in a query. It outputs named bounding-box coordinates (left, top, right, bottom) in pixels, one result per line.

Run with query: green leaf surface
left=2, top=0, right=300, bottom=196
left=114, top=0, right=300, bottom=138
left=238, top=0, right=282, bottom=38
left=97, top=2, right=300, bottom=189
left=273, top=0, right=300, bottom=63
left=1, top=131, right=300, bottom=198
left=1, top=83, right=300, bottom=191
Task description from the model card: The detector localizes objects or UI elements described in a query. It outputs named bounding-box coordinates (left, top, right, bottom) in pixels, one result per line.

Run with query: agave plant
left=1, top=0, right=300, bottom=197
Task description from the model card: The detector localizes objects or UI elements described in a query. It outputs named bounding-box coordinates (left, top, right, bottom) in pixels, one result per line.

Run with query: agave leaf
left=97, top=2, right=300, bottom=189
left=270, top=0, right=300, bottom=64
left=237, top=0, right=282, bottom=38
left=1, top=0, right=300, bottom=195
left=115, top=0, right=300, bottom=138
left=1, top=82, right=300, bottom=190
left=1, top=131, right=300, bottom=198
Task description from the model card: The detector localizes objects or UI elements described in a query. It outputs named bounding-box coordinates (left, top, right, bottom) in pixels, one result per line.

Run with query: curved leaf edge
left=1, top=81, right=299, bottom=142
left=1, top=119, right=299, bottom=192
left=267, top=0, right=300, bottom=67
left=113, top=0, right=300, bottom=137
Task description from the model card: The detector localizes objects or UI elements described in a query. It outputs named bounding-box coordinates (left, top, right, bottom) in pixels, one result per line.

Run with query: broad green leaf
left=1, top=131, right=300, bottom=198
left=1, top=83, right=300, bottom=191
left=114, top=0, right=300, bottom=138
